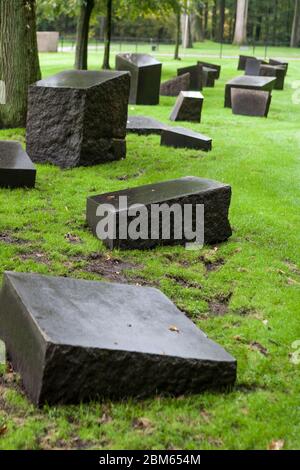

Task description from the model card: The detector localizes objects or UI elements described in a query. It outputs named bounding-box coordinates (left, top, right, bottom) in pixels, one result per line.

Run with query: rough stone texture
left=126, top=116, right=168, bottom=135
left=37, top=32, right=59, bottom=52
left=160, top=73, right=190, bottom=96
left=177, top=64, right=203, bottom=90
left=225, top=75, right=276, bottom=108
left=115, top=53, right=162, bottom=105
left=245, top=58, right=261, bottom=76
left=259, top=64, right=286, bottom=90
left=170, top=91, right=204, bottom=122
left=198, top=61, right=221, bottom=79
left=0, top=141, right=36, bottom=188
left=0, top=271, right=237, bottom=405
left=238, top=55, right=257, bottom=70
left=26, top=70, right=130, bottom=169
left=161, top=127, right=212, bottom=152
left=87, top=176, right=231, bottom=250
left=231, top=88, right=272, bottom=117
left=269, top=59, right=288, bottom=75
left=202, top=67, right=217, bottom=87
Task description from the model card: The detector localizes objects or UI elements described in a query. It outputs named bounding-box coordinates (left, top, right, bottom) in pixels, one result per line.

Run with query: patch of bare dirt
left=200, top=256, right=225, bottom=273
left=208, top=292, right=232, bottom=316
left=0, top=231, right=28, bottom=245
left=166, top=274, right=202, bottom=289
left=85, top=253, right=143, bottom=283
left=18, top=251, right=51, bottom=266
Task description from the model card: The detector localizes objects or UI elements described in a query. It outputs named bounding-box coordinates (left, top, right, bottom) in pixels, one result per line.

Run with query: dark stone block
left=87, top=176, right=231, bottom=250
left=259, top=64, right=286, bottom=90
left=225, top=75, right=276, bottom=108
left=0, top=271, right=237, bottom=405
left=231, top=88, right=272, bottom=117
left=202, top=67, right=217, bottom=87
left=115, top=53, right=162, bottom=105
left=245, top=58, right=261, bottom=76
left=126, top=116, right=168, bottom=135
left=0, top=141, right=36, bottom=188
left=198, top=61, right=221, bottom=79
left=160, top=73, right=190, bottom=96
left=177, top=64, right=203, bottom=90
left=161, top=127, right=212, bottom=152
left=26, top=70, right=130, bottom=169
left=170, top=91, right=204, bottom=122
left=238, top=55, right=257, bottom=70
left=269, top=59, right=288, bottom=75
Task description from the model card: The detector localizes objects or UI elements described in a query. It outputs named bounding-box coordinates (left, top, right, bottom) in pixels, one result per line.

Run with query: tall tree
left=75, top=0, right=95, bottom=70
left=174, top=6, right=181, bottom=59
left=218, top=0, right=225, bottom=42
left=291, top=0, right=300, bottom=47
left=0, top=0, right=41, bottom=128
left=102, top=0, right=113, bottom=69
left=233, top=0, right=249, bottom=44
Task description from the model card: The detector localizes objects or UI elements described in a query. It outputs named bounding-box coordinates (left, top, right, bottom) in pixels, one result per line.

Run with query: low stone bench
left=0, top=141, right=36, bottom=188
left=170, top=91, right=204, bottom=122
left=161, top=127, right=212, bottom=152
left=160, top=73, right=190, bottom=96
left=231, top=88, right=272, bottom=117
left=0, top=271, right=236, bottom=405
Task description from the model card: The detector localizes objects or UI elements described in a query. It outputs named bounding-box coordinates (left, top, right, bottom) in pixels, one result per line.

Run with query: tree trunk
left=212, top=0, right=217, bottom=40
left=233, top=0, right=249, bottom=45
left=181, top=0, right=193, bottom=48
left=74, top=0, right=95, bottom=70
left=291, top=0, right=300, bottom=47
left=102, top=0, right=112, bottom=70
left=204, top=1, right=209, bottom=38
left=174, top=9, right=181, bottom=59
left=0, top=0, right=41, bottom=129
left=218, top=0, right=225, bottom=42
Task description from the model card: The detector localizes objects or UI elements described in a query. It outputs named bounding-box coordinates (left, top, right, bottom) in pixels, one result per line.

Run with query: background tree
left=75, top=0, right=95, bottom=70
left=0, top=0, right=41, bottom=128
left=291, top=0, right=300, bottom=47
left=102, top=0, right=113, bottom=69
left=233, top=0, right=249, bottom=44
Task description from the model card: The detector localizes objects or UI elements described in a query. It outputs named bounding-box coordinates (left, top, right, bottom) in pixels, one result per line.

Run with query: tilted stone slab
left=231, top=88, right=272, bottom=117
left=0, top=271, right=237, bottom=405
left=225, top=75, right=276, bottom=108
left=198, top=61, right=221, bottom=79
left=259, top=64, right=286, bottom=90
left=245, top=58, right=262, bottom=76
left=161, top=127, right=212, bottom=152
left=126, top=116, right=168, bottom=135
left=87, top=176, right=231, bottom=249
left=238, top=55, right=257, bottom=70
left=26, top=70, right=130, bottom=169
left=177, top=64, right=203, bottom=90
left=269, top=59, right=288, bottom=75
left=116, top=53, right=162, bottom=105
left=170, top=91, right=204, bottom=123
left=202, top=67, right=217, bottom=87
left=160, top=73, right=190, bottom=96
left=0, top=141, right=36, bottom=188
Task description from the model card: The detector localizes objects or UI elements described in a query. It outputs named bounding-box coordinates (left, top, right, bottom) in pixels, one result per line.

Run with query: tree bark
left=74, top=0, right=95, bottom=70
left=102, top=0, right=113, bottom=69
left=0, top=0, right=41, bottom=129
left=204, top=1, right=209, bottom=38
left=218, top=0, right=225, bottom=42
left=174, top=9, right=181, bottom=59
left=233, top=0, right=249, bottom=45
left=291, top=0, right=300, bottom=47
left=212, top=0, right=217, bottom=40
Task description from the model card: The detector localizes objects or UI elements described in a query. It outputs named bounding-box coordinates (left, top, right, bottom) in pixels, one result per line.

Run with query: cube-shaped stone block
left=202, top=67, right=217, bottom=87
left=170, top=91, right=204, bottom=123
left=238, top=55, right=257, bottom=70
left=0, top=271, right=237, bottom=405
left=225, top=75, right=276, bottom=108
left=269, top=59, right=288, bottom=75
left=26, top=70, right=130, bottom=169
left=160, top=73, right=190, bottom=96
left=198, top=61, right=221, bottom=79
left=259, top=64, right=286, bottom=90
left=177, top=64, right=203, bottom=90
left=126, top=116, right=168, bottom=135
left=87, top=176, right=228, bottom=250
left=231, top=88, right=272, bottom=117
left=0, top=141, right=36, bottom=188
left=161, top=127, right=212, bottom=152
left=116, top=53, right=162, bottom=105
left=245, top=58, right=261, bottom=76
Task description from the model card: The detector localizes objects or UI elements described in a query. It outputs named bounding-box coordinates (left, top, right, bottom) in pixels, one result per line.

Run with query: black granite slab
left=245, top=58, right=261, bottom=76
left=170, top=91, right=204, bottom=122
left=161, top=127, right=212, bottom=152
left=177, top=64, right=203, bottom=90
left=0, top=271, right=237, bottom=405
left=0, top=141, right=36, bottom=188
left=238, top=55, right=257, bottom=70
left=224, top=75, right=276, bottom=107
left=198, top=61, right=221, bottom=79
left=259, top=64, right=286, bottom=90
left=26, top=70, right=130, bottom=168
left=126, top=116, right=168, bottom=135
left=87, top=176, right=231, bottom=249
left=160, top=73, right=190, bottom=96
left=231, top=88, right=272, bottom=117
left=269, top=59, right=288, bottom=75
left=202, top=67, right=217, bottom=87
left=116, top=53, right=162, bottom=105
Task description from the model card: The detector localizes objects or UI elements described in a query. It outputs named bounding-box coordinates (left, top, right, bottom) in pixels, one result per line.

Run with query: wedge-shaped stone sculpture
left=26, top=70, right=130, bottom=169
left=259, top=64, right=286, bottom=90
left=160, top=73, right=190, bottom=96
left=177, top=64, right=203, bottom=90
left=87, top=176, right=231, bottom=249
left=0, top=271, right=237, bottom=405
left=225, top=75, right=276, bottom=108
left=231, top=89, right=272, bottom=117
left=161, top=127, right=212, bottom=152
left=0, top=141, right=36, bottom=188
left=198, top=61, right=221, bottom=79
left=170, top=91, right=204, bottom=122
left=116, top=53, right=162, bottom=105
left=126, top=116, right=168, bottom=135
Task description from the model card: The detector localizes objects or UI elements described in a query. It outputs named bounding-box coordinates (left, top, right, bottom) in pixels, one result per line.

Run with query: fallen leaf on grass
left=132, top=417, right=153, bottom=431
left=268, top=439, right=284, bottom=450
left=250, top=341, right=268, bottom=356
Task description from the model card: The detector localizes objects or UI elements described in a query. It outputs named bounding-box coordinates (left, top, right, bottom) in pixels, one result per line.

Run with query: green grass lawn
left=0, top=42, right=300, bottom=450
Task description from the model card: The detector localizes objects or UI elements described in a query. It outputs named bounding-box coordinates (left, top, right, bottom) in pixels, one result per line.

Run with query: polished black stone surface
left=170, top=91, right=204, bottom=122
left=0, top=141, right=36, bottom=188
left=259, top=64, right=286, bottom=90
left=0, top=271, right=236, bottom=405
left=126, top=116, right=168, bottom=135
left=269, top=59, right=288, bottom=74
left=231, top=88, right=272, bottom=117
left=198, top=61, right=221, bottom=79
left=225, top=75, right=276, bottom=107
left=116, top=53, right=162, bottom=105
left=161, top=127, right=212, bottom=152
left=26, top=70, right=130, bottom=168
left=177, top=64, right=203, bottom=90
left=245, top=58, right=261, bottom=76
left=238, top=55, right=257, bottom=70
left=202, top=67, right=217, bottom=87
